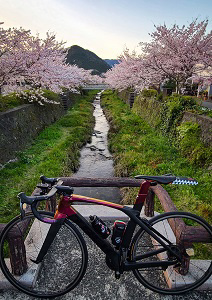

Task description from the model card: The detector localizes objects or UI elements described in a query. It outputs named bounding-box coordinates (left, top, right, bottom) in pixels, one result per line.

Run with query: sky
left=0, top=0, right=211, bottom=59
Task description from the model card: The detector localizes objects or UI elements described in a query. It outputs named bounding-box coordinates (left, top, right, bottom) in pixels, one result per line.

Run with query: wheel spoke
left=131, top=212, right=212, bottom=294
left=0, top=212, right=88, bottom=298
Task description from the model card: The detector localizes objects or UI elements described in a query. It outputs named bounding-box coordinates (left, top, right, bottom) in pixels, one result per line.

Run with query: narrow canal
left=73, top=91, right=121, bottom=203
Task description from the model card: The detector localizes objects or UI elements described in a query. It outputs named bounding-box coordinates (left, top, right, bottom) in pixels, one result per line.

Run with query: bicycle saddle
left=135, top=175, right=176, bottom=184
left=135, top=175, right=198, bottom=185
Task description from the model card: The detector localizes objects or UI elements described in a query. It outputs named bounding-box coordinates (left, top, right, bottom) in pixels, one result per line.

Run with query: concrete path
left=1, top=243, right=211, bottom=300
left=0, top=205, right=211, bottom=300
left=201, top=100, right=212, bottom=109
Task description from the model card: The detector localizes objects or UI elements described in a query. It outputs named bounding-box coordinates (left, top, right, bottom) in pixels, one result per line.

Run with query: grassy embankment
left=0, top=90, right=97, bottom=223
left=133, top=90, right=212, bottom=167
left=0, top=90, right=61, bottom=112
left=101, top=90, right=211, bottom=222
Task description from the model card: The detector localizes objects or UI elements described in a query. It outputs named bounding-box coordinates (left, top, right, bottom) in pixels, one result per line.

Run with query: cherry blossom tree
left=105, top=49, right=163, bottom=92
left=105, top=19, right=211, bottom=94
left=0, top=27, right=32, bottom=92
left=140, top=19, right=212, bottom=93
left=105, top=51, right=138, bottom=91
left=0, top=24, right=96, bottom=104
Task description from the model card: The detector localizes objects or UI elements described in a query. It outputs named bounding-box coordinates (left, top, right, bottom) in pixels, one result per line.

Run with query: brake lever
left=20, top=200, right=26, bottom=220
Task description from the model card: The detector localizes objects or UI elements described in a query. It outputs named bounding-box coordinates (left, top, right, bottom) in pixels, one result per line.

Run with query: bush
left=178, top=95, right=197, bottom=108
left=165, top=95, right=197, bottom=108
left=161, top=95, right=197, bottom=135
left=141, top=89, right=158, bottom=98
left=0, top=89, right=61, bottom=112
left=177, top=122, right=212, bottom=166
left=156, top=93, right=163, bottom=102
left=190, top=105, right=212, bottom=118
left=0, top=93, right=26, bottom=112
left=42, top=90, right=61, bottom=102
left=162, top=79, right=176, bottom=90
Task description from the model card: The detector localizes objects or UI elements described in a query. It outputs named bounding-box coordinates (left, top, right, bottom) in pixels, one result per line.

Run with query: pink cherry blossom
left=105, top=19, right=212, bottom=94
left=0, top=25, right=98, bottom=104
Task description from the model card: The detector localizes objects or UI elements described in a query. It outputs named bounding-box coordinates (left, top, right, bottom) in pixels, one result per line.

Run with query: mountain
left=66, top=45, right=111, bottom=75
left=104, top=59, right=120, bottom=67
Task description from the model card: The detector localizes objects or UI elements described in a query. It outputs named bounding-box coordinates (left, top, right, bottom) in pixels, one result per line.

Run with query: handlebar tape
left=31, top=202, right=62, bottom=224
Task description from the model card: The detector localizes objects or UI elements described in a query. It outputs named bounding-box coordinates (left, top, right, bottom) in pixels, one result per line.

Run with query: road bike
left=0, top=175, right=211, bottom=298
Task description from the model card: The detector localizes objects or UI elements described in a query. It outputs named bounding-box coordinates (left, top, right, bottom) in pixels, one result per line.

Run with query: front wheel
left=0, top=211, right=88, bottom=298
left=130, top=212, right=212, bottom=295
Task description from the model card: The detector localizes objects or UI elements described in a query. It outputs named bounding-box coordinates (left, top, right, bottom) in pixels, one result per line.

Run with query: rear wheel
left=0, top=211, right=88, bottom=298
left=130, top=212, right=212, bottom=294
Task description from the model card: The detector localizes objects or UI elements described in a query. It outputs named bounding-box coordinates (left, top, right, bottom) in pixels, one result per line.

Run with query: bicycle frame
left=34, top=180, right=180, bottom=272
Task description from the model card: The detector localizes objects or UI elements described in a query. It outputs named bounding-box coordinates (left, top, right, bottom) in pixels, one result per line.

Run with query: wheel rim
left=131, top=213, right=212, bottom=294
left=0, top=212, right=87, bottom=298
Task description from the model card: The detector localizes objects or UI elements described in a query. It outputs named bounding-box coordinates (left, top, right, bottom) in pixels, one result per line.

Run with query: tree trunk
left=175, top=81, right=180, bottom=94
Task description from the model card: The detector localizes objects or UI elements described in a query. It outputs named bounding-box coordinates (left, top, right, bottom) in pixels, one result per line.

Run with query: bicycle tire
left=130, top=211, right=212, bottom=295
left=0, top=211, right=88, bottom=298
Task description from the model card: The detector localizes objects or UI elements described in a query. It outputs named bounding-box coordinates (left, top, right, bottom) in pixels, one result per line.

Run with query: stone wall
left=132, top=95, right=164, bottom=128
left=118, top=90, right=131, bottom=105
left=0, top=93, right=78, bottom=165
left=182, top=112, right=212, bottom=146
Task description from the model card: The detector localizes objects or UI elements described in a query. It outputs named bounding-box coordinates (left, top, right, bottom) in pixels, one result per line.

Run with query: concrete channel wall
left=0, top=93, right=76, bottom=166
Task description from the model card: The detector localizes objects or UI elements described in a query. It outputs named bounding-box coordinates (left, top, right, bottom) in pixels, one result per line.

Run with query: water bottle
left=89, top=215, right=111, bottom=239
left=111, top=220, right=126, bottom=248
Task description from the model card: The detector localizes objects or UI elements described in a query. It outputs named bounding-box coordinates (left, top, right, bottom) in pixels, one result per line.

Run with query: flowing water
left=73, top=91, right=121, bottom=203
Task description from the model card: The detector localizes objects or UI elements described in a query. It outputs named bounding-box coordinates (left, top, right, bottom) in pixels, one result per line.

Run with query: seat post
left=133, top=180, right=151, bottom=212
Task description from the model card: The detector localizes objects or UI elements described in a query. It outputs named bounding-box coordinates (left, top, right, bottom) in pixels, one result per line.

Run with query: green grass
left=0, top=93, right=25, bottom=112
left=101, top=90, right=211, bottom=222
left=0, top=90, right=62, bottom=112
left=0, top=90, right=97, bottom=223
